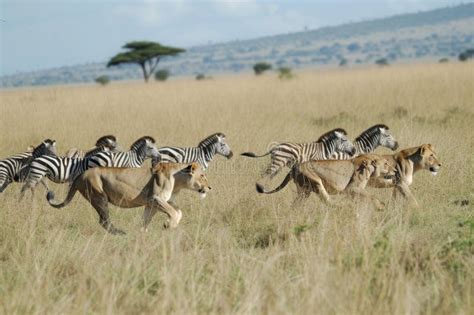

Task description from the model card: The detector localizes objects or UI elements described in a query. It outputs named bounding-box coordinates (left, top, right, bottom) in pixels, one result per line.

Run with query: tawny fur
left=46, top=162, right=211, bottom=234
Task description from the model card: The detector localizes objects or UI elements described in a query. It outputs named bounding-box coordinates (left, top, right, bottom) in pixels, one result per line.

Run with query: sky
left=0, top=0, right=464, bottom=76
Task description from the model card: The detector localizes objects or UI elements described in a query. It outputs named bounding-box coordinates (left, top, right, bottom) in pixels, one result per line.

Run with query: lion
left=367, top=144, right=441, bottom=207
left=257, top=154, right=395, bottom=209
left=260, top=144, right=441, bottom=208
left=46, top=162, right=211, bottom=235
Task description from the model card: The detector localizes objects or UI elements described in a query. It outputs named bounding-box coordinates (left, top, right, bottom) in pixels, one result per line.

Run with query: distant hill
left=1, top=3, right=473, bottom=88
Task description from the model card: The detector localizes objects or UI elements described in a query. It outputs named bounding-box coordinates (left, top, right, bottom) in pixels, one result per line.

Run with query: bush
left=339, top=58, right=348, bottom=67
left=458, top=49, right=474, bottom=62
left=278, top=67, right=293, bottom=80
left=94, top=75, right=110, bottom=86
left=375, top=58, right=389, bottom=66
left=253, top=62, right=272, bottom=75
left=154, top=69, right=170, bottom=81
left=439, top=58, right=449, bottom=63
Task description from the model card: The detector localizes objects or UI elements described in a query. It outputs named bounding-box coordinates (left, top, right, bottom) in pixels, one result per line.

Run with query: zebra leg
left=89, top=195, right=125, bottom=235
left=19, top=181, right=36, bottom=202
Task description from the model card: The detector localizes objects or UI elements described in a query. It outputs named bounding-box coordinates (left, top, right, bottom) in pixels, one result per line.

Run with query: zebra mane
left=95, top=135, right=117, bottom=147
left=198, top=132, right=225, bottom=147
left=355, top=124, right=389, bottom=142
left=31, top=139, right=55, bottom=158
left=130, top=136, right=155, bottom=149
left=316, top=128, right=347, bottom=142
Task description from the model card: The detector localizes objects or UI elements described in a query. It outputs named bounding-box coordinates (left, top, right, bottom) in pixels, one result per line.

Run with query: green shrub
left=154, top=69, right=170, bottom=81
left=253, top=62, right=272, bottom=75
left=94, top=75, right=110, bottom=86
left=278, top=67, right=293, bottom=80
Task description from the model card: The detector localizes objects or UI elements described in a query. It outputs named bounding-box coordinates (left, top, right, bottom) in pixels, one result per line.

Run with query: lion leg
left=394, top=182, right=419, bottom=208
left=152, top=196, right=182, bottom=229
left=90, top=195, right=125, bottom=235
left=302, top=171, right=333, bottom=205
left=142, top=205, right=158, bottom=232
left=347, top=187, right=385, bottom=210
left=291, top=181, right=311, bottom=208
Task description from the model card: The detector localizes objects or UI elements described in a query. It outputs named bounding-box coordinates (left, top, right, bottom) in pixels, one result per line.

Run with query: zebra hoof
left=46, top=191, right=55, bottom=201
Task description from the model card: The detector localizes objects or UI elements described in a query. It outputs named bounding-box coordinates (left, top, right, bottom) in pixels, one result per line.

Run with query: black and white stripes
left=158, top=133, right=233, bottom=170
left=0, top=139, right=57, bottom=193
left=330, top=124, right=398, bottom=159
left=242, top=128, right=356, bottom=179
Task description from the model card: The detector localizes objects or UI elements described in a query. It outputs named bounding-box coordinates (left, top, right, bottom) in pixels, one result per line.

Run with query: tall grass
left=0, top=63, right=472, bottom=314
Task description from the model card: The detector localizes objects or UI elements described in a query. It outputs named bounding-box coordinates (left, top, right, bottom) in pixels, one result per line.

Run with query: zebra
left=65, top=135, right=120, bottom=159
left=157, top=133, right=233, bottom=170
left=0, top=139, right=57, bottom=193
left=256, top=124, right=399, bottom=204
left=330, top=124, right=398, bottom=159
left=241, top=128, right=356, bottom=180
left=88, top=136, right=159, bottom=168
left=21, top=136, right=158, bottom=199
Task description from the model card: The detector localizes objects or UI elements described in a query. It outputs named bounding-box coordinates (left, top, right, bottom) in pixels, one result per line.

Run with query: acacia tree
left=107, top=41, right=185, bottom=82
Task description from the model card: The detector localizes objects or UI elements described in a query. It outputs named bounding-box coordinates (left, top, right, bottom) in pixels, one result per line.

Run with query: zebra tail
left=46, top=179, right=79, bottom=209
left=256, top=171, right=293, bottom=194
left=241, top=151, right=271, bottom=158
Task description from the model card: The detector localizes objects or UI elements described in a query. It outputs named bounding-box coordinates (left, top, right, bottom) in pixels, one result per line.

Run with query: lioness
left=46, top=162, right=211, bottom=235
left=262, top=144, right=441, bottom=208
left=257, top=154, right=394, bottom=209
left=367, top=144, right=441, bottom=207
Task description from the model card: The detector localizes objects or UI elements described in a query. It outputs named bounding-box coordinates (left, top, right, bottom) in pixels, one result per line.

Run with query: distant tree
left=339, top=58, right=348, bottom=67
left=458, top=49, right=474, bottom=62
left=154, top=69, right=170, bottom=81
left=253, top=62, right=272, bottom=75
left=347, top=42, right=360, bottom=52
left=94, top=75, right=110, bottom=86
left=438, top=58, right=449, bottom=63
left=195, top=73, right=213, bottom=81
left=375, top=58, right=389, bottom=66
left=278, top=67, right=293, bottom=80
left=107, top=41, right=185, bottom=82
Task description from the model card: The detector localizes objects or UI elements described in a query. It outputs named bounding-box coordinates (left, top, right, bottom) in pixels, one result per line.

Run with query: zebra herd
left=0, top=133, right=233, bottom=199
left=0, top=124, right=439, bottom=233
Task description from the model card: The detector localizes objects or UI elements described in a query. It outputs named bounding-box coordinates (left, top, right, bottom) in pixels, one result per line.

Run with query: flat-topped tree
left=107, top=41, right=185, bottom=82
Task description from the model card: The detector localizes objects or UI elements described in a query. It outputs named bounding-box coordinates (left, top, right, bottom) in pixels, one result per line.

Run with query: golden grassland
left=0, top=63, right=473, bottom=314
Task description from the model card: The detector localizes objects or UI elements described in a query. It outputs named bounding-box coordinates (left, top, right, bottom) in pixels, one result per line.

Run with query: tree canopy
left=107, top=41, right=185, bottom=82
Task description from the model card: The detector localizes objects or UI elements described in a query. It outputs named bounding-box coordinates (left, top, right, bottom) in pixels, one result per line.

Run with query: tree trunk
left=139, top=63, right=149, bottom=82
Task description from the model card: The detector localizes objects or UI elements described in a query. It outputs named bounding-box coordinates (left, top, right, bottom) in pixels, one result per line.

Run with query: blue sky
left=0, top=0, right=463, bottom=75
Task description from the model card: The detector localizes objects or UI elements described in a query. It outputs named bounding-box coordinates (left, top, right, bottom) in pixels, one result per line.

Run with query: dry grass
left=0, top=63, right=473, bottom=314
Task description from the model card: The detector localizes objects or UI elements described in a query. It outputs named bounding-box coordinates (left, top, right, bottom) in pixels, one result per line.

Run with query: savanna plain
left=0, top=63, right=473, bottom=314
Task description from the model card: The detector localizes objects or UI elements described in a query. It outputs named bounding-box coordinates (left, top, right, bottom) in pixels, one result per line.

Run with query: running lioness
left=46, top=162, right=211, bottom=235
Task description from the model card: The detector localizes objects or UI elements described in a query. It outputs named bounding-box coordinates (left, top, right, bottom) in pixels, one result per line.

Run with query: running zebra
left=242, top=128, right=356, bottom=180
left=0, top=139, right=57, bottom=193
left=331, top=124, right=398, bottom=159
left=65, top=135, right=120, bottom=159
left=158, top=133, right=233, bottom=170
left=88, top=136, right=159, bottom=168
left=21, top=136, right=158, bottom=199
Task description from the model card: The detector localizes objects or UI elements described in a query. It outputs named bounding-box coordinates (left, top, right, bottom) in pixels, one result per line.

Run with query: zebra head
left=33, top=139, right=57, bottom=158
left=95, top=135, right=119, bottom=150
left=377, top=125, right=398, bottom=151
left=199, top=133, right=233, bottom=159
left=317, top=128, right=356, bottom=157
left=356, top=124, right=398, bottom=152
left=131, top=136, right=160, bottom=159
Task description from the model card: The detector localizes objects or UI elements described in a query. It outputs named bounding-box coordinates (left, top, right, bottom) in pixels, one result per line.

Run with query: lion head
left=415, top=144, right=441, bottom=176
left=175, top=163, right=212, bottom=198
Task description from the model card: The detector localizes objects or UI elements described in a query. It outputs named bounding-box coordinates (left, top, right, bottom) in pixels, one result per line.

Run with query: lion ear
left=191, top=163, right=198, bottom=173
